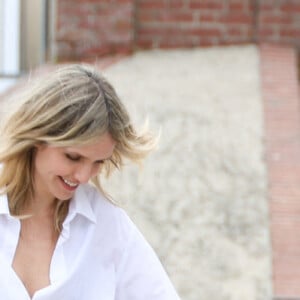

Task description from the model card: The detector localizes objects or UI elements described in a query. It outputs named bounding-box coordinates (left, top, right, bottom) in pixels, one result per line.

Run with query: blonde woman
left=0, top=65, right=180, bottom=299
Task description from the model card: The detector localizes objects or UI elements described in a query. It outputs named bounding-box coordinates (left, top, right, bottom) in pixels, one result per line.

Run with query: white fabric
left=0, top=184, right=180, bottom=299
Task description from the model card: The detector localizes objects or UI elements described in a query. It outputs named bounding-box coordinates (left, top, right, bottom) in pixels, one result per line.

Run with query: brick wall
left=136, top=0, right=255, bottom=48
left=56, top=0, right=135, bottom=61
left=258, top=1, right=300, bottom=47
left=55, top=0, right=300, bottom=61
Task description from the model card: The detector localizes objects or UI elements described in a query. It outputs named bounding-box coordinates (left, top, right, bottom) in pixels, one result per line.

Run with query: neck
left=24, top=196, right=57, bottom=218
left=19, top=213, right=59, bottom=242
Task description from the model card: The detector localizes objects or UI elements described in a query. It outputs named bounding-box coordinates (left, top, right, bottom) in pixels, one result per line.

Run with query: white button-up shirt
left=0, top=184, right=180, bottom=299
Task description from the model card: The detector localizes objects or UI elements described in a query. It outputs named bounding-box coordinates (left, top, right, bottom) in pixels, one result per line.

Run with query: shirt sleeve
left=114, top=212, right=181, bottom=300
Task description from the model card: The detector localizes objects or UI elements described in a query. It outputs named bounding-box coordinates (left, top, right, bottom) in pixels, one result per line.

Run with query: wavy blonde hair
left=0, top=64, right=157, bottom=231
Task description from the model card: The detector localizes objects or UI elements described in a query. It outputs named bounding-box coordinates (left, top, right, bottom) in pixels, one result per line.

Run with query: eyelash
left=65, top=154, right=105, bottom=165
left=65, top=154, right=80, bottom=161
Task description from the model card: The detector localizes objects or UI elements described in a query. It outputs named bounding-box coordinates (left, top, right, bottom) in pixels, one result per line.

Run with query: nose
left=74, top=164, right=94, bottom=184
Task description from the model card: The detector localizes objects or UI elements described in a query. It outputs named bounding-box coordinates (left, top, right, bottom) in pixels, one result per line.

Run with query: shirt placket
left=2, top=215, right=20, bottom=265
left=31, top=222, right=70, bottom=300
left=48, top=224, right=69, bottom=284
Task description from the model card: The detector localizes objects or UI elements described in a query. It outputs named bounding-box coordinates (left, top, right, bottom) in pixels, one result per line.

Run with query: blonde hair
left=0, top=64, right=156, bottom=231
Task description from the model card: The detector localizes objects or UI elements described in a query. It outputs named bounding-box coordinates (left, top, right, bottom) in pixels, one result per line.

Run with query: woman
left=0, top=64, right=180, bottom=299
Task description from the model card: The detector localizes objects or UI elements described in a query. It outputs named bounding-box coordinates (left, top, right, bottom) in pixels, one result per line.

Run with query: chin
left=56, top=194, right=73, bottom=202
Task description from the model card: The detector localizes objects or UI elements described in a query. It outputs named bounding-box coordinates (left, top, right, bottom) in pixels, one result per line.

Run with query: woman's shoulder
left=75, top=184, right=136, bottom=251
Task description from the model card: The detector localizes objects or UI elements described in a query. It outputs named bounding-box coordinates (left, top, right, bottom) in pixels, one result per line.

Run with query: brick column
left=260, top=44, right=300, bottom=299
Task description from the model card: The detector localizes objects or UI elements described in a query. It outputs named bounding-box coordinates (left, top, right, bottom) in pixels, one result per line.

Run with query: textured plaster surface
left=102, top=46, right=272, bottom=300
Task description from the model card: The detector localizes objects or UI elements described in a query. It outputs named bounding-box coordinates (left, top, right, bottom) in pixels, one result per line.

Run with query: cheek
left=34, top=150, right=49, bottom=172
left=91, top=164, right=103, bottom=178
left=34, top=149, right=68, bottom=176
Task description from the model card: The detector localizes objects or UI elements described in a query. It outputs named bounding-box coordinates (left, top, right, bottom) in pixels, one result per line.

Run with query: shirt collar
left=67, top=184, right=97, bottom=224
left=0, top=185, right=97, bottom=224
left=0, top=193, right=10, bottom=215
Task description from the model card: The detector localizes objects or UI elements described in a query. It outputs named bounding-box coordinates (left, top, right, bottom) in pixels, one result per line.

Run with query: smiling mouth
left=60, top=177, right=79, bottom=188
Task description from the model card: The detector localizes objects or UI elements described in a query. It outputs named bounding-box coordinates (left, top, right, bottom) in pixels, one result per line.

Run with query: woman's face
left=33, top=132, right=116, bottom=203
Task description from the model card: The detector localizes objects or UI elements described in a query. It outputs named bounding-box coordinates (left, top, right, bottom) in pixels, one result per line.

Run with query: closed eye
left=65, top=153, right=81, bottom=161
left=65, top=153, right=107, bottom=164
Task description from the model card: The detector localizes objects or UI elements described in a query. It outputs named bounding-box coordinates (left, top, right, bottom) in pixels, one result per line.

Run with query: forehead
left=66, top=133, right=116, bottom=158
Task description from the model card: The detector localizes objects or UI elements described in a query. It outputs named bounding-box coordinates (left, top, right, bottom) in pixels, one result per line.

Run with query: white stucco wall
left=103, top=46, right=272, bottom=300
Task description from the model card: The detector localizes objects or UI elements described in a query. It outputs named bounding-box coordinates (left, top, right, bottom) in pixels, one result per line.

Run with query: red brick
left=219, top=14, right=253, bottom=24
left=189, top=1, right=224, bottom=10
left=258, top=27, right=277, bottom=38
left=117, top=0, right=133, bottom=3
left=280, top=28, right=300, bottom=38
left=228, top=3, right=245, bottom=11
left=226, top=27, right=245, bottom=36
left=139, top=0, right=167, bottom=10
left=138, top=11, right=156, bottom=22
left=158, top=38, right=198, bottom=48
left=200, top=14, right=216, bottom=23
left=137, top=26, right=166, bottom=36
left=156, top=11, right=194, bottom=23
left=167, top=0, right=186, bottom=9
left=281, top=4, right=300, bottom=12
left=189, top=27, right=222, bottom=37
left=136, top=37, right=155, bottom=49
left=260, top=4, right=274, bottom=11
left=260, top=15, right=293, bottom=25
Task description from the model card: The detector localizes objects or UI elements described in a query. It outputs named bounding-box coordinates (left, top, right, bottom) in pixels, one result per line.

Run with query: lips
left=59, top=176, right=79, bottom=191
